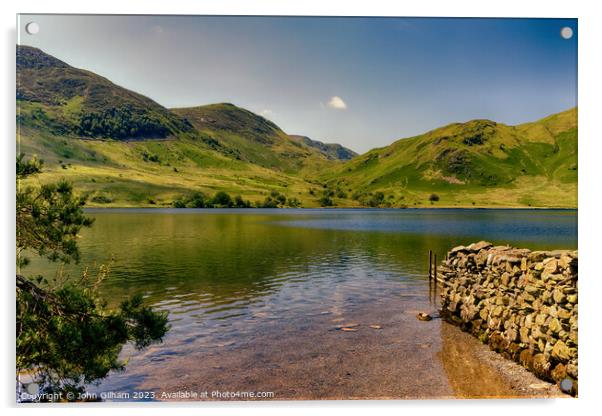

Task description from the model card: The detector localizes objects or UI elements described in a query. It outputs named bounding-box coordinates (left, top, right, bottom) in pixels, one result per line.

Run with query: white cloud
left=327, top=96, right=347, bottom=110
left=260, top=109, right=273, bottom=118
left=152, top=25, right=164, bottom=35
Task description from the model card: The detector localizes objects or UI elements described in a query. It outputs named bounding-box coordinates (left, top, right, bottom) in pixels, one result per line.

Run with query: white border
left=2, top=1, right=601, bottom=415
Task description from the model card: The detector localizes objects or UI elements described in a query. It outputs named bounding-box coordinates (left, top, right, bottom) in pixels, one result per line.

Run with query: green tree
left=187, top=191, right=208, bottom=208
left=172, top=199, right=187, bottom=208
left=286, top=197, right=301, bottom=208
left=269, top=191, right=286, bottom=206
left=212, top=191, right=233, bottom=207
left=336, top=189, right=347, bottom=199
left=318, top=195, right=334, bottom=207
left=233, top=195, right=251, bottom=208
left=257, top=196, right=278, bottom=208
left=16, top=154, right=169, bottom=400
left=368, top=191, right=385, bottom=207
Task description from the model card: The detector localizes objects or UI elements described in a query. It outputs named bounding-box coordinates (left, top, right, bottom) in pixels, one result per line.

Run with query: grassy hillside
left=17, top=125, right=327, bottom=207
left=17, top=45, right=192, bottom=140
left=171, top=104, right=336, bottom=174
left=16, top=46, right=577, bottom=209
left=319, top=108, right=577, bottom=208
left=16, top=47, right=345, bottom=207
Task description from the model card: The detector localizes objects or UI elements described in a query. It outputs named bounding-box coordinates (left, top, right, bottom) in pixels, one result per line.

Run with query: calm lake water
left=25, top=208, right=577, bottom=399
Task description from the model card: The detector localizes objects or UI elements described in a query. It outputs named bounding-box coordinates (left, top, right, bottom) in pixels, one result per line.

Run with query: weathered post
left=428, top=250, right=432, bottom=281
left=434, top=253, right=438, bottom=301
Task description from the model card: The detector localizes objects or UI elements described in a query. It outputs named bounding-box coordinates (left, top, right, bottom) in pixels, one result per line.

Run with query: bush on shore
left=172, top=191, right=251, bottom=208
left=256, top=190, right=289, bottom=208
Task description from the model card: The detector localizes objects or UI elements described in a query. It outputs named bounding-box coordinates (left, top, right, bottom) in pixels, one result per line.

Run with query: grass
left=317, top=108, right=577, bottom=208
left=18, top=129, right=331, bottom=207
left=18, top=109, right=578, bottom=209
left=171, top=103, right=341, bottom=174
left=16, top=46, right=577, bottom=209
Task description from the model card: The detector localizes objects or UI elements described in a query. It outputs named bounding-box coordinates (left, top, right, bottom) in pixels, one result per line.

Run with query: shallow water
left=24, top=208, right=577, bottom=399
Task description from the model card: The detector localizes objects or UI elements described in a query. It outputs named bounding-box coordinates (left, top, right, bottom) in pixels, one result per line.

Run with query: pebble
left=416, top=312, right=433, bottom=321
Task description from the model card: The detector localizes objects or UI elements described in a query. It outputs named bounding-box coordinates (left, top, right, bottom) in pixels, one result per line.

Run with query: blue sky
left=19, top=15, right=577, bottom=153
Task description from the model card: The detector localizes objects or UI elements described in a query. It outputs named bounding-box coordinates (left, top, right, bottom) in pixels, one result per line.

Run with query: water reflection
left=23, top=208, right=577, bottom=395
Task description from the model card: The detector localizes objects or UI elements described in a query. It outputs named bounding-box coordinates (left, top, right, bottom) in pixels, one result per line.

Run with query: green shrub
left=187, top=192, right=208, bottom=208
left=141, top=151, right=160, bottom=163
left=172, top=191, right=208, bottom=208
left=368, top=191, right=385, bottom=207
left=172, top=199, right=186, bottom=208
left=257, top=197, right=278, bottom=208
left=287, top=197, right=301, bottom=207
left=212, top=191, right=233, bottom=207
left=319, top=196, right=333, bottom=207
left=91, top=195, right=112, bottom=204
left=234, top=195, right=251, bottom=208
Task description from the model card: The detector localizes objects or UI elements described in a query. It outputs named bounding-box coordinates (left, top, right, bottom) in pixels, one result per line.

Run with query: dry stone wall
left=439, top=241, right=578, bottom=395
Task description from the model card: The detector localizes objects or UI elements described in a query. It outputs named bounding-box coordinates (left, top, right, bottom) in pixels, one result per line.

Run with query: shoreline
left=82, top=206, right=578, bottom=211
left=92, top=287, right=564, bottom=401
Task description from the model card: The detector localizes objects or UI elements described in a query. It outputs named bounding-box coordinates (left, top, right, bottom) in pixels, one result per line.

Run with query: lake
left=25, top=208, right=577, bottom=400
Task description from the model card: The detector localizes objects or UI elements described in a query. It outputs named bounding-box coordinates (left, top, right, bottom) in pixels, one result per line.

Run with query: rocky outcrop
left=439, top=242, right=578, bottom=395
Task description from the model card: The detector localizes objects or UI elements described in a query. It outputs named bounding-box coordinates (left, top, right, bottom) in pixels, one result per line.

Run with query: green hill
left=16, top=46, right=577, bottom=208
left=320, top=108, right=577, bottom=208
left=16, top=47, right=344, bottom=207
left=17, top=45, right=192, bottom=140
left=171, top=103, right=337, bottom=173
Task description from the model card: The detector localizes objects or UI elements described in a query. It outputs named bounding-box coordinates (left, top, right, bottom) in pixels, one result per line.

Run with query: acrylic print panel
left=16, top=15, right=577, bottom=402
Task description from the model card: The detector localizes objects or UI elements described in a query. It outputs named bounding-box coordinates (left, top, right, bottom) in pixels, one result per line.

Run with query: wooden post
left=428, top=250, right=432, bottom=281
left=434, top=253, right=438, bottom=302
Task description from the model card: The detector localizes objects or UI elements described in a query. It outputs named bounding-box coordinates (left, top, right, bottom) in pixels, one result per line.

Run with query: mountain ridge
left=318, top=107, right=576, bottom=207
left=17, top=45, right=193, bottom=140
left=288, top=135, right=357, bottom=161
left=16, top=45, right=577, bottom=208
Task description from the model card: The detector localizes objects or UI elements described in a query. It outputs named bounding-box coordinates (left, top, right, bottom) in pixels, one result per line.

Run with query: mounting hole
left=560, top=27, right=573, bottom=40
left=25, top=22, right=40, bottom=35
left=559, top=378, right=574, bottom=393
left=26, top=382, right=39, bottom=395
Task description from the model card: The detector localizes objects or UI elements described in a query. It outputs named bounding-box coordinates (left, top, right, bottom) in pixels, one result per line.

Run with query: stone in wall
left=438, top=241, right=578, bottom=396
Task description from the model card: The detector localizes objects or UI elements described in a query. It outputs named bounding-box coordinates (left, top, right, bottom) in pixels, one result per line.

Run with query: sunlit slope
left=17, top=126, right=325, bottom=207
left=171, top=103, right=348, bottom=174
left=321, top=108, right=577, bottom=208
left=17, top=45, right=192, bottom=140
left=16, top=46, right=576, bottom=208
left=16, top=47, right=347, bottom=207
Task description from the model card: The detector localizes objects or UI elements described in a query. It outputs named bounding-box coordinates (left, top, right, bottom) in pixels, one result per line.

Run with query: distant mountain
left=321, top=108, right=577, bottom=207
left=172, top=104, right=356, bottom=163
left=16, top=46, right=577, bottom=208
left=17, top=46, right=353, bottom=175
left=172, top=103, right=283, bottom=145
left=288, top=135, right=357, bottom=161
left=17, top=45, right=192, bottom=139
left=171, top=103, right=336, bottom=173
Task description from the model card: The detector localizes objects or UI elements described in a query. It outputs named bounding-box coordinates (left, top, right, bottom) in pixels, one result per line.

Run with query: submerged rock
left=416, top=312, right=433, bottom=321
